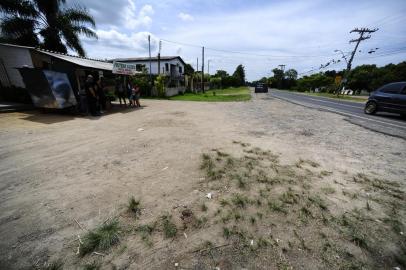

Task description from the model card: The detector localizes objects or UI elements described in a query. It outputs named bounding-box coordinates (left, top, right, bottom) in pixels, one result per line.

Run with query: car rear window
left=401, top=85, right=406, bottom=94
left=379, top=83, right=403, bottom=94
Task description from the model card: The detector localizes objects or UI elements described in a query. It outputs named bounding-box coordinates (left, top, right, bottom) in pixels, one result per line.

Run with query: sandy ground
left=0, top=92, right=405, bottom=269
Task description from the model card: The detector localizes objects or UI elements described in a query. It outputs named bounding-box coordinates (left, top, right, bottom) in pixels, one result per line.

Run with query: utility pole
left=157, top=40, right=162, bottom=75
left=278, top=65, right=286, bottom=89
left=207, top=59, right=211, bottom=89
left=148, top=35, right=152, bottom=95
left=337, top=27, right=378, bottom=95
left=201, top=46, right=205, bottom=92
left=195, top=58, right=198, bottom=92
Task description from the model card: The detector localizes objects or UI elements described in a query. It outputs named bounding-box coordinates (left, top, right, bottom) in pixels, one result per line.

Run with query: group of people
left=114, top=77, right=141, bottom=108
left=81, top=74, right=141, bottom=117
left=84, top=74, right=106, bottom=116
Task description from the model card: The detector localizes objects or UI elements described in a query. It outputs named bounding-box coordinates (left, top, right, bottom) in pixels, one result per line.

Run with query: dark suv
left=364, top=82, right=406, bottom=117
left=255, top=83, right=268, bottom=93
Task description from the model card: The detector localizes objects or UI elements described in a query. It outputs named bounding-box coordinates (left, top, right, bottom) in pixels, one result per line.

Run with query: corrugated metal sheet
left=36, top=50, right=113, bottom=71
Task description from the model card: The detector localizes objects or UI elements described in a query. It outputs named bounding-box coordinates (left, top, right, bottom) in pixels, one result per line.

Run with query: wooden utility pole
left=337, top=27, right=378, bottom=95
left=202, top=46, right=205, bottom=92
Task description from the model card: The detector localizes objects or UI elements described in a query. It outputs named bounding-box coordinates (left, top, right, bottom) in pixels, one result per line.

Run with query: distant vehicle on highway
left=364, top=82, right=406, bottom=117
left=255, top=83, right=268, bottom=93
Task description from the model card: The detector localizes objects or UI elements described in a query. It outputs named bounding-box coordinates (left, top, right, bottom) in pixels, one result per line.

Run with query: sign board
left=112, top=61, right=137, bottom=75
left=334, top=76, right=342, bottom=85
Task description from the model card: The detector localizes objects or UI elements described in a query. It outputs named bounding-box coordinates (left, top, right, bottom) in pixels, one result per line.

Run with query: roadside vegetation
left=252, top=61, right=406, bottom=94
left=170, top=87, right=251, bottom=102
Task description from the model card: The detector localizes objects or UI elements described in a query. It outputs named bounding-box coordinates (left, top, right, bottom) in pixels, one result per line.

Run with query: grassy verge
left=169, top=87, right=251, bottom=102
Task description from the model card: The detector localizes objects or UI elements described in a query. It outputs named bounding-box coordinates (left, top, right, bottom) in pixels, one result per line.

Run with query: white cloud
left=77, top=0, right=406, bottom=80
left=178, top=12, right=194, bottom=21
left=83, top=29, right=158, bottom=58
left=123, top=1, right=154, bottom=30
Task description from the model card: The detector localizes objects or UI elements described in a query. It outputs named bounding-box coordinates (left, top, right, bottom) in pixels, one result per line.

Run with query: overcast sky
left=69, top=0, right=406, bottom=81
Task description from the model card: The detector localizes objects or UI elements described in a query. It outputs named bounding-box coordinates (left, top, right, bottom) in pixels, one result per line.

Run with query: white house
left=110, top=56, right=186, bottom=79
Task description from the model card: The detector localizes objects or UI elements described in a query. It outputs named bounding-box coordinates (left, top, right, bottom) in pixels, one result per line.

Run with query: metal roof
left=110, top=56, right=186, bottom=65
left=37, top=49, right=113, bottom=71
left=0, top=43, right=113, bottom=71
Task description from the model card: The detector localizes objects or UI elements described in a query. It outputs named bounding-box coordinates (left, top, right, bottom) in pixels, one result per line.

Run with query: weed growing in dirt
left=279, top=189, right=299, bottom=205
left=320, top=170, right=333, bottom=177
left=231, top=194, right=249, bottom=208
left=201, top=203, right=208, bottom=212
left=40, top=260, right=64, bottom=270
left=161, top=215, right=177, bottom=238
left=136, top=223, right=156, bottom=246
left=79, top=219, right=120, bottom=256
left=82, top=261, right=100, bottom=270
left=296, top=158, right=320, bottom=168
left=128, top=197, right=141, bottom=216
left=321, top=186, right=336, bottom=195
left=268, top=199, right=287, bottom=214
left=193, top=145, right=406, bottom=269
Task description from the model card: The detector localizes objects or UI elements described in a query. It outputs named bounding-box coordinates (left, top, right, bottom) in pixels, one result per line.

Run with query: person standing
left=127, top=80, right=133, bottom=107
left=133, top=84, right=141, bottom=108
left=85, top=75, right=100, bottom=116
left=115, top=77, right=126, bottom=106
left=96, top=77, right=106, bottom=113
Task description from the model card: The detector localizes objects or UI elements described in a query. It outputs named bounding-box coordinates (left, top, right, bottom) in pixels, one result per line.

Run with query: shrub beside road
left=170, top=87, right=251, bottom=102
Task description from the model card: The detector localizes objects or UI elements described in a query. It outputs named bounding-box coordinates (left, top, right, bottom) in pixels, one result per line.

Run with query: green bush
left=154, top=75, right=166, bottom=97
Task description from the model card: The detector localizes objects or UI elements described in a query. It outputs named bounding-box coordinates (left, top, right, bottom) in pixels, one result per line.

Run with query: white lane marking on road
left=273, top=95, right=406, bottom=130
left=275, top=90, right=363, bottom=108
left=306, top=97, right=362, bottom=109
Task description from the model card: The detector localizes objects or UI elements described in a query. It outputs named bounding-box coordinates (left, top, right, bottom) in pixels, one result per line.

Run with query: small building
left=110, top=56, right=187, bottom=96
left=0, top=43, right=113, bottom=94
left=110, top=56, right=185, bottom=76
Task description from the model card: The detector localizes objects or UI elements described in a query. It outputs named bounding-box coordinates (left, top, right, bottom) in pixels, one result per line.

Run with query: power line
left=160, top=38, right=340, bottom=59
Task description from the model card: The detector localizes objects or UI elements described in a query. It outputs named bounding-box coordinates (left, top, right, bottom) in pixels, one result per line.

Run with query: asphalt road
left=268, top=89, right=406, bottom=138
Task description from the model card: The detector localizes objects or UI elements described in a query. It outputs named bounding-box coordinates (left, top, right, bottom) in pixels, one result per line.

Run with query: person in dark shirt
left=115, top=77, right=127, bottom=106
left=85, top=75, right=100, bottom=116
left=96, top=77, right=106, bottom=113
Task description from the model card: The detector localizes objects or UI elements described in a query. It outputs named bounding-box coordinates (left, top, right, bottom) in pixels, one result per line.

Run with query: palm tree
left=0, top=0, right=97, bottom=56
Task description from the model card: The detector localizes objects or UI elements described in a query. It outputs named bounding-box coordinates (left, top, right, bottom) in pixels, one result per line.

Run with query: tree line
left=184, top=64, right=247, bottom=89
left=254, top=61, right=406, bottom=93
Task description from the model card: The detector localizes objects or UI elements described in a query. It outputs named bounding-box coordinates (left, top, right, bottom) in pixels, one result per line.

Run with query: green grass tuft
left=161, top=215, right=177, bottom=238
left=231, top=194, right=248, bottom=208
left=128, top=197, right=141, bottom=216
left=80, top=219, right=120, bottom=256
left=82, top=261, right=100, bottom=270
left=42, top=260, right=64, bottom=270
left=268, top=200, right=287, bottom=214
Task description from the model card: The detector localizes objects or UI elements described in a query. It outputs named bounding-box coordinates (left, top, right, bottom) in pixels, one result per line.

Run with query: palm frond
left=1, top=17, right=39, bottom=46
left=72, top=26, right=97, bottom=39
left=62, top=7, right=96, bottom=28
left=0, top=0, right=38, bottom=17
left=60, top=25, right=86, bottom=56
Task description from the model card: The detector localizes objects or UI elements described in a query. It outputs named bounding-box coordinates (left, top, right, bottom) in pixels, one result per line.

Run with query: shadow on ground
left=19, top=104, right=145, bottom=124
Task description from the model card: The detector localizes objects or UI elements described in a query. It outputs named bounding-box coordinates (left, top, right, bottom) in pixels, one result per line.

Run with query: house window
left=136, top=64, right=143, bottom=71
left=165, top=63, right=169, bottom=72
left=179, top=66, right=182, bottom=73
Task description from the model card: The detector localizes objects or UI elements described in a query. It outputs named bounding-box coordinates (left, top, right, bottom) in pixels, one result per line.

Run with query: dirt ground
left=0, top=92, right=405, bottom=269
